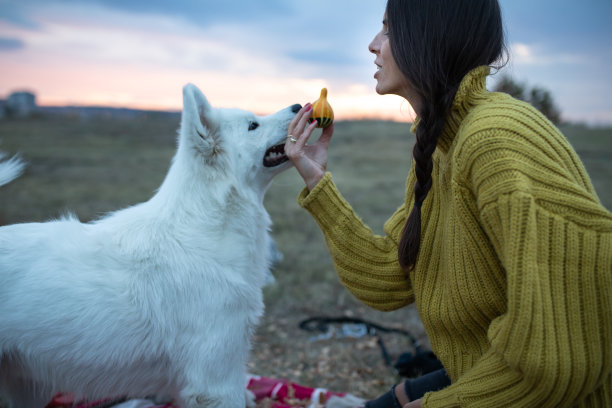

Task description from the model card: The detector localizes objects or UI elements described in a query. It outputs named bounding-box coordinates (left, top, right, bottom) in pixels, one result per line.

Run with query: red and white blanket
left=45, top=375, right=365, bottom=408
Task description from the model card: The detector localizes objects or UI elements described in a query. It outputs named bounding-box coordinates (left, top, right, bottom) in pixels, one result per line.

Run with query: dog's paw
left=182, top=394, right=218, bottom=407
left=245, top=389, right=256, bottom=408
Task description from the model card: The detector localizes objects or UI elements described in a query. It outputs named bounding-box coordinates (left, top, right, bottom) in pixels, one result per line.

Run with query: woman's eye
left=248, top=121, right=259, bottom=131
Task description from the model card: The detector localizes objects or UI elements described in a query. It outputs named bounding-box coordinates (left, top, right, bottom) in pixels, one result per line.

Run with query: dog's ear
left=181, top=84, right=221, bottom=159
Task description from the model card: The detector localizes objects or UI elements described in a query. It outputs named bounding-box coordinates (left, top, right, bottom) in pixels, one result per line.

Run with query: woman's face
left=369, top=16, right=421, bottom=112
left=369, top=18, right=406, bottom=97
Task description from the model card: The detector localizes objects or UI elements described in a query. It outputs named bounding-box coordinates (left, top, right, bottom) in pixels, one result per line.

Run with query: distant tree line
left=493, top=76, right=562, bottom=124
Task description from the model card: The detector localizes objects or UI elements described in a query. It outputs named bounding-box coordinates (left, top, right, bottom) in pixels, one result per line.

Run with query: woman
left=284, top=0, right=612, bottom=407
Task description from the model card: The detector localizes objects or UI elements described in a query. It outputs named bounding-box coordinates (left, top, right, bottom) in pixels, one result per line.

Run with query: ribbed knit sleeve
left=423, top=107, right=612, bottom=407
left=298, top=172, right=414, bottom=311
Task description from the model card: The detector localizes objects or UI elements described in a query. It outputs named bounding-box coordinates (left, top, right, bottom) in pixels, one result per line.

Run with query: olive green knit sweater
left=298, top=66, right=612, bottom=407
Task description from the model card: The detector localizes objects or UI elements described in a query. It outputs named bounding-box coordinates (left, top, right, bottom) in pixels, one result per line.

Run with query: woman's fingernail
left=305, top=103, right=312, bottom=112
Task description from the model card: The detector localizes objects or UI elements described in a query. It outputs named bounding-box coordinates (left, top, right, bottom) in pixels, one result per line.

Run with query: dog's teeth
left=263, top=143, right=288, bottom=167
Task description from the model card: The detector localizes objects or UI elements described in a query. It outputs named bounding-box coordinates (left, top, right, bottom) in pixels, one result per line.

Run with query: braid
left=398, top=91, right=454, bottom=271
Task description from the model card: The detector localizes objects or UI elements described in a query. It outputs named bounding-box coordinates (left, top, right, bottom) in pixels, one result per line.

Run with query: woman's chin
left=375, top=85, right=389, bottom=96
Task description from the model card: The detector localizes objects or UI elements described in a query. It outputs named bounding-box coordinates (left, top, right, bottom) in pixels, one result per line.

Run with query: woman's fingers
left=317, top=122, right=334, bottom=147
left=289, top=103, right=311, bottom=134
left=284, top=104, right=333, bottom=191
left=286, top=121, right=316, bottom=162
left=294, top=105, right=313, bottom=143
left=299, top=119, right=318, bottom=147
left=286, top=104, right=315, bottom=152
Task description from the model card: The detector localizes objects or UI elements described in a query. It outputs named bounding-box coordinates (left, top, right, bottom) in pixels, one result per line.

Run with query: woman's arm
left=298, top=172, right=414, bottom=311
left=286, top=105, right=414, bottom=310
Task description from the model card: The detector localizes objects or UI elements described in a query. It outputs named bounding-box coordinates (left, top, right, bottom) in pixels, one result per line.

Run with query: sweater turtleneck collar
left=411, top=65, right=491, bottom=153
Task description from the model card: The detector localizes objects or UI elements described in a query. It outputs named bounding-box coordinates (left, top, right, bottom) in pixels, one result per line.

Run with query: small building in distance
left=5, top=91, right=37, bottom=118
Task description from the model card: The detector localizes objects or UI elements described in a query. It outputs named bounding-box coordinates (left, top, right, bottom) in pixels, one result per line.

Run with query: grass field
left=1, top=114, right=610, bottom=403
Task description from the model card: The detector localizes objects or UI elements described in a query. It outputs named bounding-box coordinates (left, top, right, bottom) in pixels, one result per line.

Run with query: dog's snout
left=290, top=104, right=302, bottom=114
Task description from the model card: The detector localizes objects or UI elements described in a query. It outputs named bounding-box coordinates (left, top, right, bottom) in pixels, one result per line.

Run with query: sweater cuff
left=297, top=172, right=332, bottom=207
left=297, top=172, right=355, bottom=229
left=422, top=386, right=461, bottom=408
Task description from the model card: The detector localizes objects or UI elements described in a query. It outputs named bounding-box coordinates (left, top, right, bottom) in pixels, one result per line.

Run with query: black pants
left=365, top=368, right=451, bottom=407
left=404, top=368, right=450, bottom=400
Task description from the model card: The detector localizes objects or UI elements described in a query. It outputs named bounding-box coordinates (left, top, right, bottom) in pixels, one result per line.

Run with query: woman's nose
left=368, top=35, right=379, bottom=54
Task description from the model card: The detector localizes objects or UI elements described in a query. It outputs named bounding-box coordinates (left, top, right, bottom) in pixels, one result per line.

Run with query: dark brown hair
left=386, top=0, right=507, bottom=270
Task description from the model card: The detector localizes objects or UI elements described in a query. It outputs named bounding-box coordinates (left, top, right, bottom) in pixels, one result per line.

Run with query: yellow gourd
left=309, top=88, right=334, bottom=128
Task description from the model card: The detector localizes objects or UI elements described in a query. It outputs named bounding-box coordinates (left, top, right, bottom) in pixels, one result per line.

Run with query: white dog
left=0, top=85, right=300, bottom=408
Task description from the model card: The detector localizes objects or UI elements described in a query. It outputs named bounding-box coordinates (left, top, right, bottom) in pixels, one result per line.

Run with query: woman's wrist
left=364, top=385, right=402, bottom=408
left=363, top=383, right=422, bottom=408
left=394, top=382, right=411, bottom=406
left=304, top=171, right=324, bottom=191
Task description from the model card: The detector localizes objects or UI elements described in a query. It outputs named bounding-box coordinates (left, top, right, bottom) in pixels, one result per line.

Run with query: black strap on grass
left=298, top=316, right=443, bottom=378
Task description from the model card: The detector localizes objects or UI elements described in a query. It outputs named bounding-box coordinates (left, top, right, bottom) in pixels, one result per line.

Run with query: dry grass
left=1, top=115, right=610, bottom=405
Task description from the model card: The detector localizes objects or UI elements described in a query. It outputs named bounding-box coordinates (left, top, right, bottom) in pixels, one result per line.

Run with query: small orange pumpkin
left=309, top=88, right=334, bottom=128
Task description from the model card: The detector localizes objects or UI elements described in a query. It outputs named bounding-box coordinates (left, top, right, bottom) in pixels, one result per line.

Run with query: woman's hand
left=284, top=103, right=334, bottom=191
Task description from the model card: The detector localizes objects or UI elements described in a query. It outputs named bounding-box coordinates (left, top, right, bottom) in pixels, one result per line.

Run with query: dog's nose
left=291, top=104, right=302, bottom=113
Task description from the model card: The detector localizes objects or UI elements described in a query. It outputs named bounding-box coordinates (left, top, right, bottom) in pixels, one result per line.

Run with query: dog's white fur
left=0, top=85, right=297, bottom=408
left=0, top=151, right=25, bottom=188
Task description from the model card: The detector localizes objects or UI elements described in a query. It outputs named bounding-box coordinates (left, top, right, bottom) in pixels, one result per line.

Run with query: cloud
left=0, top=2, right=40, bottom=29
left=1, top=0, right=383, bottom=86
left=1, top=4, right=277, bottom=72
left=3, top=1, right=384, bottom=63
left=288, top=49, right=362, bottom=67
left=509, top=42, right=587, bottom=66
left=91, top=0, right=294, bottom=26
left=0, top=37, right=25, bottom=51
left=0, top=0, right=294, bottom=28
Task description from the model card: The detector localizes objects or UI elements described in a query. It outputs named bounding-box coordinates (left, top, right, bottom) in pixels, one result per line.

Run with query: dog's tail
left=0, top=151, right=26, bottom=187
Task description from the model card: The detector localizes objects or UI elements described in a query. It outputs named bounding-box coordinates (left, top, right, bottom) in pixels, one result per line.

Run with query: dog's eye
left=248, top=121, right=259, bottom=131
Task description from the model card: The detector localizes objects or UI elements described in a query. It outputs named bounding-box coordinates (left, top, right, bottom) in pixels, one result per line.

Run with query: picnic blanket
left=45, top=375, right=365, bottom=408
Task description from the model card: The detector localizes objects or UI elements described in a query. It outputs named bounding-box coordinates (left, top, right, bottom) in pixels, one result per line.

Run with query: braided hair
left=385, top=0, right=507, bottom=271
